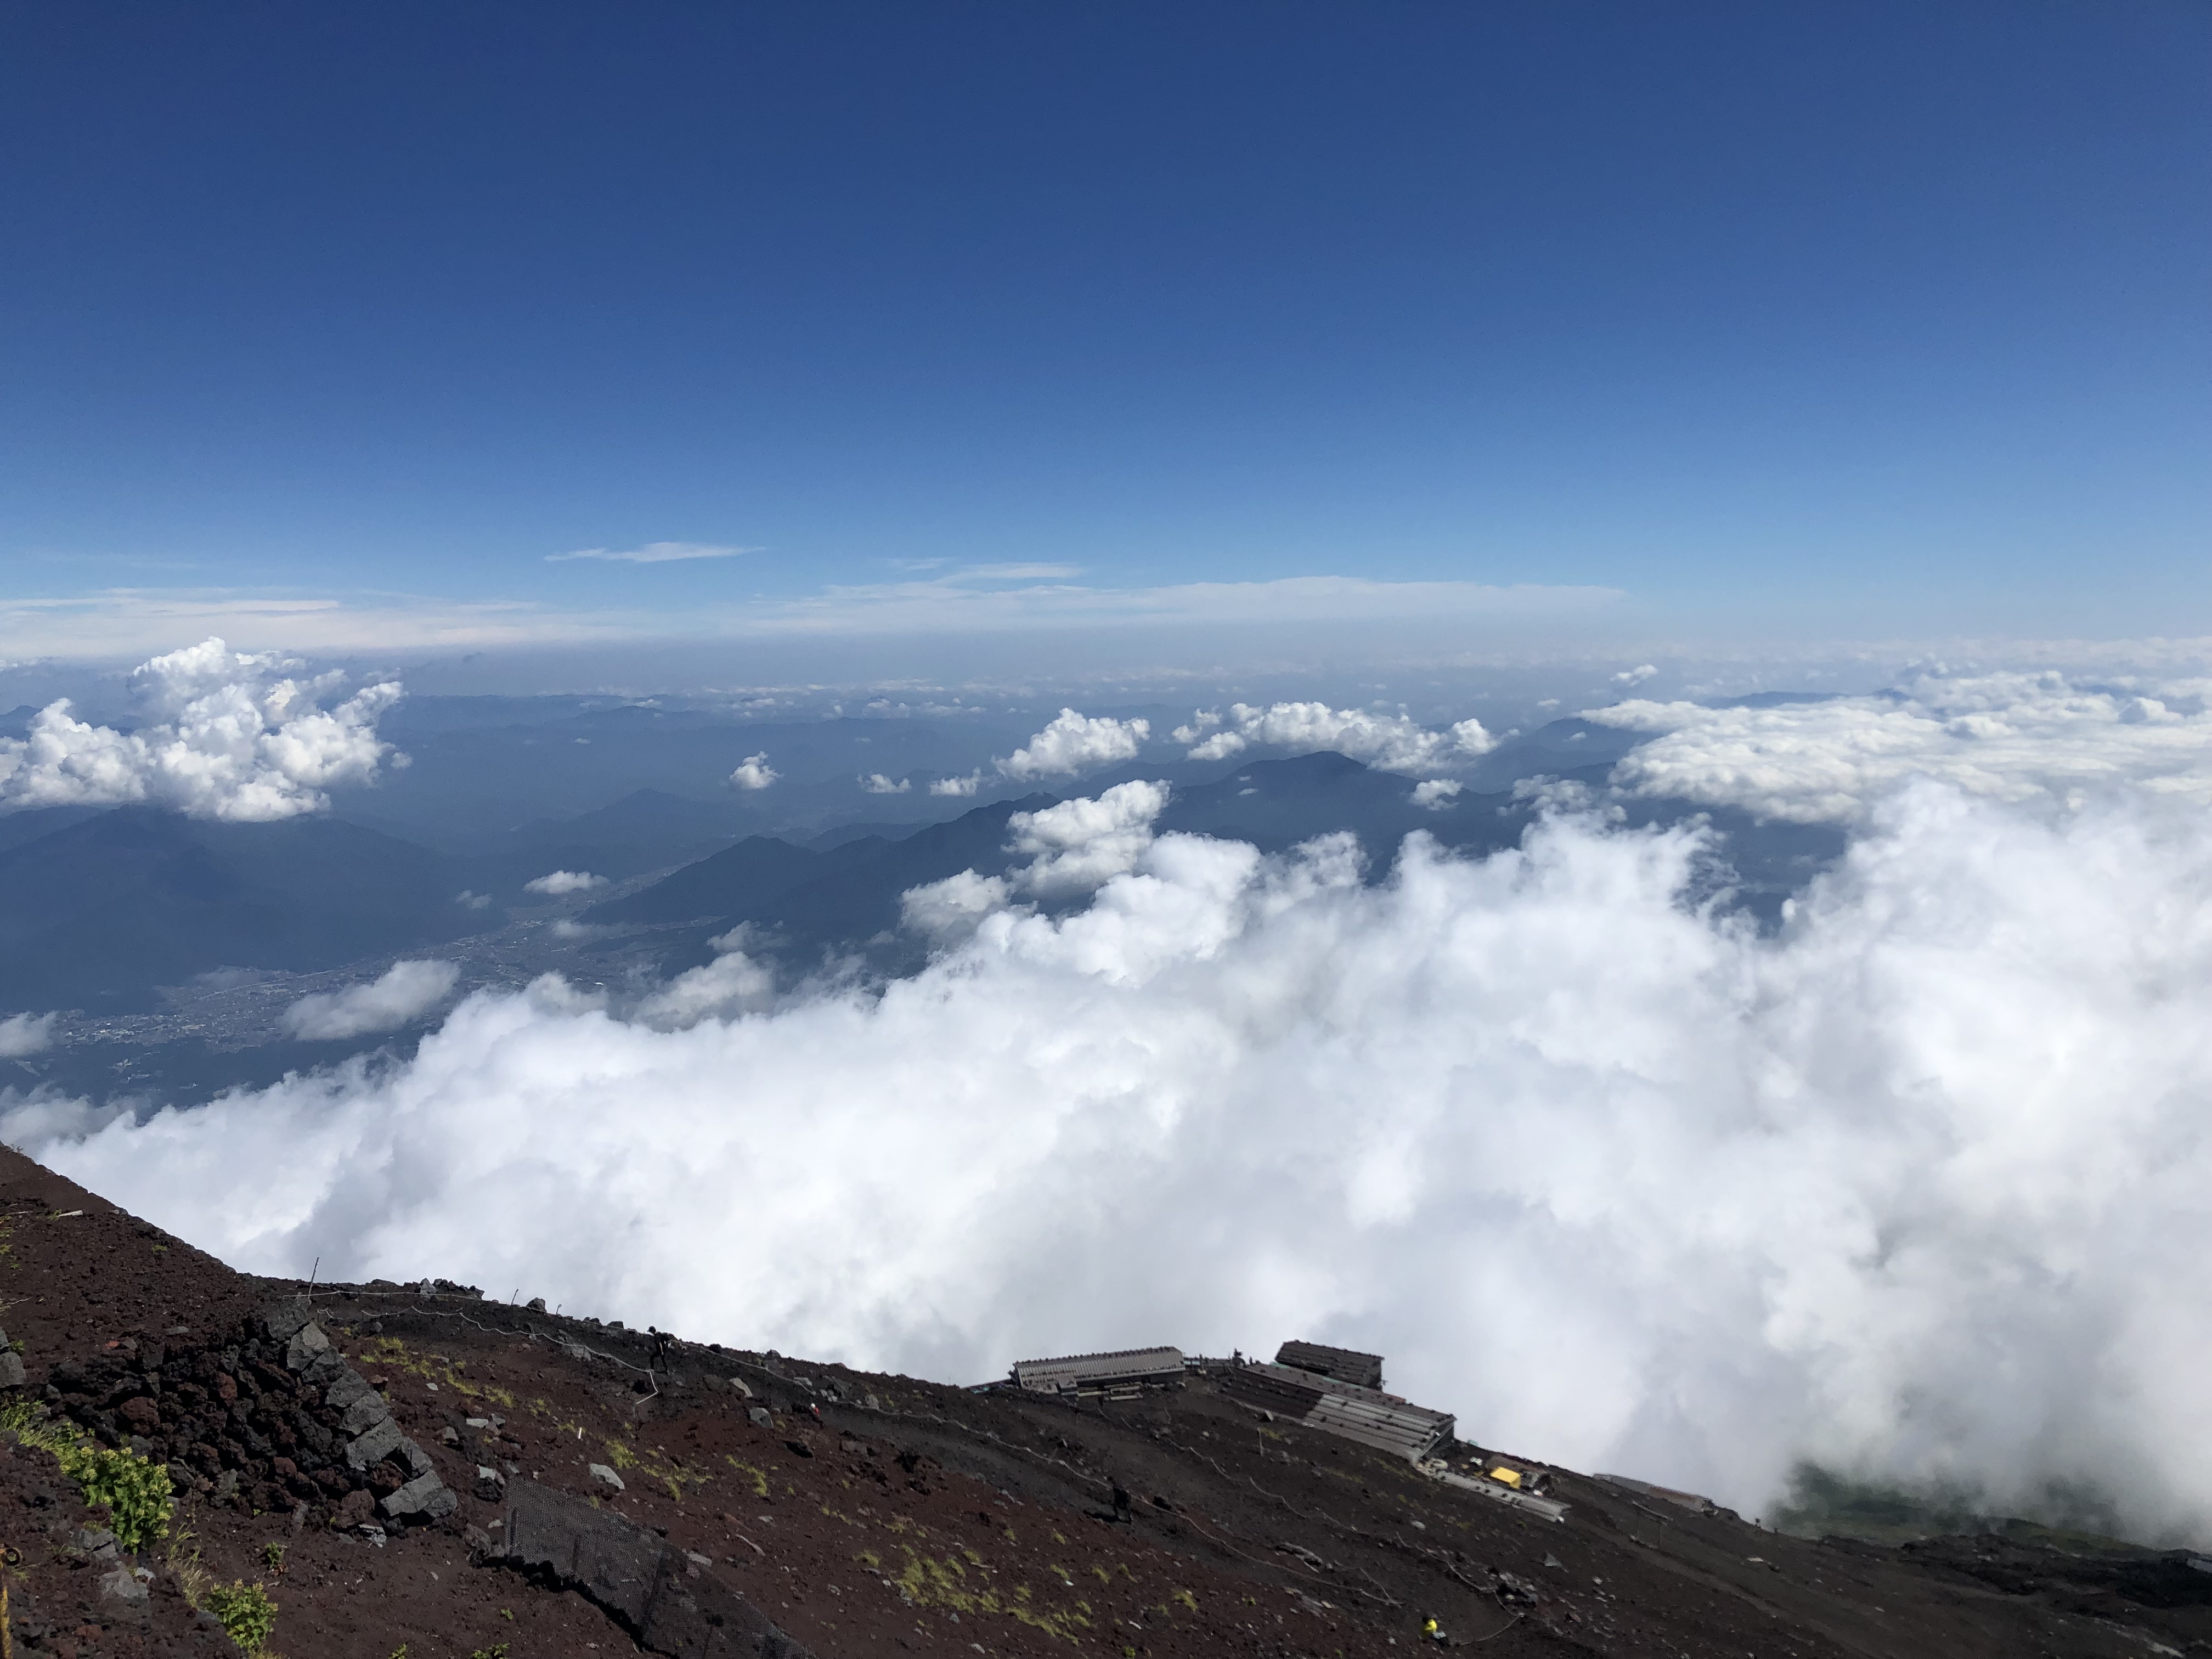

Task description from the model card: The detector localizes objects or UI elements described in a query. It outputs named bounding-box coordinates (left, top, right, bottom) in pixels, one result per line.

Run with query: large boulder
left=499, top=1480, right=812, bottom=1657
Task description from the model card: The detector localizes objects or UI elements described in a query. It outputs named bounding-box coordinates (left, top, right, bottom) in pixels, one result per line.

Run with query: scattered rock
left=474, top=1465, right=506, bottom=1502
left=382, top=1470, right=458, bottom=1521
left=747, top=1407, right=771, bottom=1430
left=589, top=1462, right=627, bottom=1492
left=97, top=1563, right=151, bottom=1623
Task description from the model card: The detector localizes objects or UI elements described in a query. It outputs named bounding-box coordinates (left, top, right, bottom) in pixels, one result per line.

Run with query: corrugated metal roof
left=1011, top=1346, right=1185, bottom=1392
left=1223, top=1361, right=1454, bottom=1463
left=1274, top=1339, right=1385, bottom=1391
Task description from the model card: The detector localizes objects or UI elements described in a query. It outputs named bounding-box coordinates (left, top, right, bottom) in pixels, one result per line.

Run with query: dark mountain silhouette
left=583, top=794, right=1058, bottom=953
left=0, top=808, right=479, bottom=1013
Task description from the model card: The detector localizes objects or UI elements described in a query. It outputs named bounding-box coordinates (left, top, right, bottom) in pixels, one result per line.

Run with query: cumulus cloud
left=728, top=753, right=779, bottom=790
left=30, top=779, right=2212, bottom=1542
left=1410, top=779, right=1463, bottom=810
left=0, top=638, right=401, bottom=820
left=278, top=960, right=460, bottom=1041
left=929, top=772, right=984, bottom=798
left=998, top=709, right=1149, bottom=780
left=899, top=869, right=1013, bottom=942
left=524, top=870, right=606, bottom=896
left=0, top=1013, right=56, bottom=1058
left=635, top=930, right=775, bottom=1029
left=859, top=773, right=911, bottom=795
left=1590, top=670, right=2212, bottom=823
left=1006, top=780, right=1171, bottom=896
left=1611, top=663, right=1658, bottom=686
left=1175, top=701, right=1494, bottom=775
left=548, top=541, right=753, bottom=563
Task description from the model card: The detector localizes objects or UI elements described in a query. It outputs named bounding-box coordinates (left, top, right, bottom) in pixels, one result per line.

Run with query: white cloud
left=729, top=752, right=779, bottom=790
left=0, top=574, right=1622, bottom=661
left=636, top=932, right=775, bottom=1029
left=928, top=772, right=984, bottom=798
left=455, top=890, right=494, bottom=910
left=1410, top=779, right=1463, bottom=810
left=1179, top=701, right=1495, bottom=775
left=0, top=1013, right=56, bottom=1058
left=1590, top=670, right=2212, bottom=823
left=1007, top=780, right=1171, bottom=896
left=859, top=773, right=911, bottom=795
left=1611, top=663, right=1658, bottom=686
left=998, top=709, right=1149, bottom=780
left=0, top=638, right=401, bottom=820
left=548, top=542, right=754, bottom=563
left=524, top=870, right=606, bottom=895
left=899, top=869, right=1012, bottom=942
left=36, top=774, right=2212, bottom=1543
left=278, top=960, right=460, bottom=1041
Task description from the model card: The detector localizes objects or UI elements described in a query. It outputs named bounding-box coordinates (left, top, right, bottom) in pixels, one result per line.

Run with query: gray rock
left=381, top=1471, right=457, bottom=1521
left=340, top=1391, right=392, bottom=1436
left=97, top=1564, right=150, bottom=1620
left=261, top=1300, right=317, bottom=1343
left=344, top=1414, right=404, bottom=1471
left=498, top=1480, right=813, bottom=1656
left=300, top=1346, right=347, bottom=1386
left=324, top=1369, right=377, bottom=1411
left=588, top=1462, right=626, bottom=1492
left=396, top=1435, right=435, bottom=1479
left=0, top=1351, right=27, bottom=1390
left=747, top=1406, right=772, bottom=1430
left=526, top=1297, right=546, bottom=1312
left=475, top=1465, right=506, bottom=1501
left=283, top=1324, right=330, bottom=1372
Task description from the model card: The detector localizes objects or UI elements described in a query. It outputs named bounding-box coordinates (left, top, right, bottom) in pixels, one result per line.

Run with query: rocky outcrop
left=262, top=1297, right=456, bottom=1522
left=495, top=1478, right=812, bottom=1657
left=38, top=1298, right=454, bottom=1523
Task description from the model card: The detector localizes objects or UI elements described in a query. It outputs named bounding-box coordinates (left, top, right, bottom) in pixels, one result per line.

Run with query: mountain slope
left=2, top=1143, right=2203, bottom=1659
left=0, top=808, right=479, bottom=1013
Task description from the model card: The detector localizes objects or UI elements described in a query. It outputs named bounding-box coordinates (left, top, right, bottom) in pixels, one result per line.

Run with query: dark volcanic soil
left=2, top=1144, right=2209, bottom=1658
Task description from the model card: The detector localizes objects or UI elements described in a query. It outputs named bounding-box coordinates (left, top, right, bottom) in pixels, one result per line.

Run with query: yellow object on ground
left=1486, top=1465, right=1524, bottom=1488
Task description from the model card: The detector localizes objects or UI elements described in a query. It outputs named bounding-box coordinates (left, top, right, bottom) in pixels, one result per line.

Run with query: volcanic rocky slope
left=1, top=1146, right=2208, bottom=1658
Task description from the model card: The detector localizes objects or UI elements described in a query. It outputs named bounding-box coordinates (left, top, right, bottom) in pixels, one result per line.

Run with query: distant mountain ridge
left=0, top=807, right=483, bottom=1013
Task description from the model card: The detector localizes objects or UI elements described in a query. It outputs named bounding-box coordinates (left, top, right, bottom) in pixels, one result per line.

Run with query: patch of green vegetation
left=204, top=1579, right=278, bottom=1655
left=1, top=1401, right=174, bottom=1550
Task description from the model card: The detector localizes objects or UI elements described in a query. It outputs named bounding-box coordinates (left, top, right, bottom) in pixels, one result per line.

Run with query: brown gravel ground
left=2, top=1144, right=2208, bottom=1659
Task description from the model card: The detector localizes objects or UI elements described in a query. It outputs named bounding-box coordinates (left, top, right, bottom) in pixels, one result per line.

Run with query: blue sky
left=3, top=1, right=2207, bottom=665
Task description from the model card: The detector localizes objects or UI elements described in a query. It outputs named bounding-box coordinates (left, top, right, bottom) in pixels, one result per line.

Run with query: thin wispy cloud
left=548, top=541, right=756, bottom=564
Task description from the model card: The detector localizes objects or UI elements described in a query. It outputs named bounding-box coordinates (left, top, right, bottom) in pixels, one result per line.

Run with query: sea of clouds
left=9, top=652, right=2212, bottom=1541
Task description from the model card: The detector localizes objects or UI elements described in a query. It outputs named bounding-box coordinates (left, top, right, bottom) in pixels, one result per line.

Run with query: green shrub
left=204, top=1579, right=278, bottom=1655
left=1, top=1401, right=174, bottom=1550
